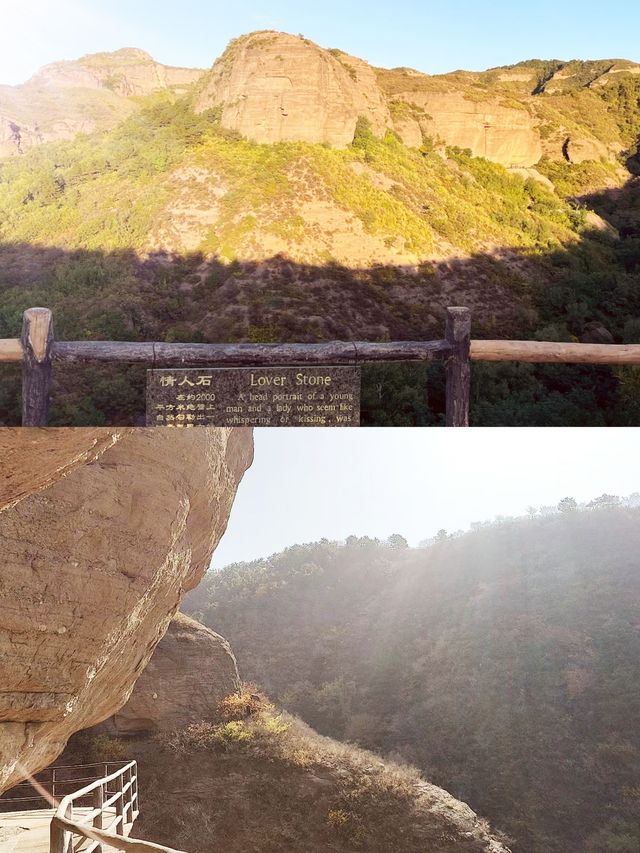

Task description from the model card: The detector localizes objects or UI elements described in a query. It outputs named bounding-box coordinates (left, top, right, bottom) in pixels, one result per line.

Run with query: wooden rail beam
left=6, top=305, right=640, bottom=428
left=52, top=339, right=451, bottom=365
left=0, top=338, right=22, bottom=362
left=470, top=340, right=640, bottom=364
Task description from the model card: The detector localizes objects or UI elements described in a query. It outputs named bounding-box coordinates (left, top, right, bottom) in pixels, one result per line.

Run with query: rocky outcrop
left=126, top=714, right=512, bottom=853
left=3, top=34, right=633, bottom=169
left=94, top=613, right=240, bottom=735
left=194, top=32, right=391, bottom=147
left=193, top=32, right=543, bottom=164
left=393, top=89, right=542, bottom=166
left=43, top=48, right=203, bottom=97
left=0, top=49, right=205, bottom=156
left=193, top=32, right=541, bottom=166
left=561, top=136, right=612, bottom=164
left=0, top=427, right=252, bottom=793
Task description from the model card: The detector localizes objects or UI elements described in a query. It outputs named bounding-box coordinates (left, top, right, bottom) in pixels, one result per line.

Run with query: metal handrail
left=0, top=763, right=124, bottom=812
left=1, top=761, right=187, bottom=852
left=52, top=813, right=189, bottom=853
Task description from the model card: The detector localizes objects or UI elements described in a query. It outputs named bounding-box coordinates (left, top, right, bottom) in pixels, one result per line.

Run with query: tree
left=435, top=529, right=449, bottom=541
left=588, top=494, right=621, bottom=510
left=558, top=497, right=578, bottom=513
left=387, top=534, right=408, bottom=549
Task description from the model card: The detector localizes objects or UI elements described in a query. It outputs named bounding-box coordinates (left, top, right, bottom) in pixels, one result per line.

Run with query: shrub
left=218, top=684, right=271, bottom=720
left=85, top=735, right=129, bottom=763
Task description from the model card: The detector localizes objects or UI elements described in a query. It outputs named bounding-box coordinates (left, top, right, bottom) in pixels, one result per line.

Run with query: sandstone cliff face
left=193, top=32, right=543, bottom=166
left=0, top=49, right=204, bottom=156
left=194, top=32, right=391, bottom=147
left=394, top=89, right=542, bottom=166
left=193, top=34, right=633, bottom=168
left=3, top=34, right=632, bottom=169
left=61, top=49, right=203, bottom=97
left=0, top=427, right=252, bottom=793
left=94, top=612, right=240, bottom=736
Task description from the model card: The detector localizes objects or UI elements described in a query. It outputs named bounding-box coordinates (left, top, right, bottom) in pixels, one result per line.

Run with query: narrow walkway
left=0, top=806, right=134, bottom=852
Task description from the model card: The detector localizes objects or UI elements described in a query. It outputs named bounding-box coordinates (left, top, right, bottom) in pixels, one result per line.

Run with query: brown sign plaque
left=146, top=366, right=361, bottom=427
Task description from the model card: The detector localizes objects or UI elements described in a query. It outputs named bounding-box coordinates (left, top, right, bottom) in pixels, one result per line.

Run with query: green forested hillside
left=0, top=40, right=639, bottom=424
left=185, top=498, right=640, bottom=852
left=63, top=691, right=511, bottom=853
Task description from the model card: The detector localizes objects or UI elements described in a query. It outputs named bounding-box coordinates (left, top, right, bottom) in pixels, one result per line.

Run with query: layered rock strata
left=194, top=32, right=391, bottom=147
left=0, top=427, right=252, bottom=792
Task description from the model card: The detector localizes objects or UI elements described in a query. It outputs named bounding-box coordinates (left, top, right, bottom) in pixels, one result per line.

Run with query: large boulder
left=95, top=613, right=240, bottom=736
left=0, top=427, right=252, bottom=792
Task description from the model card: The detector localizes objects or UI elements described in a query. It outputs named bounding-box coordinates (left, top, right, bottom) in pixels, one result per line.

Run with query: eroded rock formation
left=0, top=427, right=252, bottom=792
left=94, top=612, right=240, bottom=736
left=0, top=49, right=205, bottom=156
left=62, top=616, right=512, bottom=853
left=394, top=90, right=542, bottom=167
left=194, top=32, right=391, bottom=147
left=2, top=32, right=634, bottom=169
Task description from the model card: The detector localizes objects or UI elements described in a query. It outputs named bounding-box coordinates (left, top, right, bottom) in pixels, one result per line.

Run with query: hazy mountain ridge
left=0, top=47, right=205, bottom=157
left=185, top=496, right=640, bottom=852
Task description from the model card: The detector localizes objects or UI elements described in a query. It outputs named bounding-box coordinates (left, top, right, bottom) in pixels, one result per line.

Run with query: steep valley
left=58, top=614, right=511, bottom=853
left=185, top=498, right=640, bottom=852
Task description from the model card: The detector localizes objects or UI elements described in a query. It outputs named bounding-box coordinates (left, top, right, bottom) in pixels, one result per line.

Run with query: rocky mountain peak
left=85, top=47, right=155, bottom=63
left=194, top=30, right=391, bottom=147
left=0, top=48, right=205, bottom=157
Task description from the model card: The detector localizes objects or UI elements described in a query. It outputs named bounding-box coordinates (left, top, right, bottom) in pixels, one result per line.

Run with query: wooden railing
left=0, top=761, right=187, bottom=853
left=49, top=760, right=138, bottom=852
left=0, top=762, right=117, bottom=810
left=48, top=760, right=186, bottom=853
left=2, top=306, right=640, bottom=427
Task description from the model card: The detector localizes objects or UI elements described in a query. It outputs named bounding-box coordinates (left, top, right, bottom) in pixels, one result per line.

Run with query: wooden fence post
left=445, top=307, right=471, bottom=427
left=93, top=781, right=104, bottom=853
left=21, top=307, right=53, bottom=426
left=115, top=771, right=124, bottom=835
left=65, top=804, right=74, bottom=853
left=50, top=818, right=66, bottom=853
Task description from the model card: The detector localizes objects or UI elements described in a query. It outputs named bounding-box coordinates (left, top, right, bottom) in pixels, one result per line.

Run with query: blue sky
left=212, top=428, right=640, bottom=566
left=2, top=0, right=639, bottom=85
